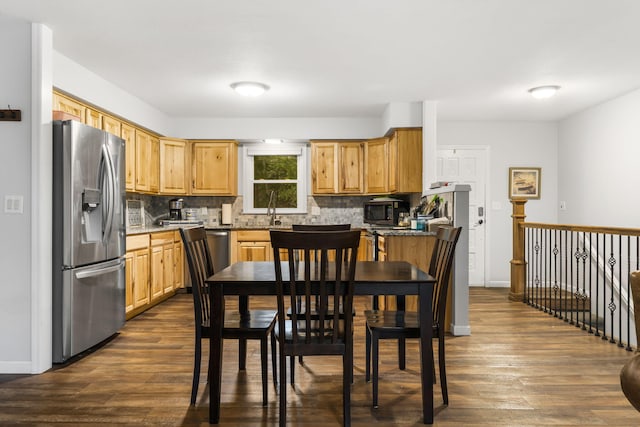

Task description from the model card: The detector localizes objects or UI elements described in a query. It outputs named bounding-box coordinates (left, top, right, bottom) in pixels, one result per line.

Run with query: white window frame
left=242, top=144, right=308, bottom=214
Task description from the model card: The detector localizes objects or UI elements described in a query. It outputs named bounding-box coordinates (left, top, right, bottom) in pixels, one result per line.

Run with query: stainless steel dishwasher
left=184, top=229, right=230, bottom=291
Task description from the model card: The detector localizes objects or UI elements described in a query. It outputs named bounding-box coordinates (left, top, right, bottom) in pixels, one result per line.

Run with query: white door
left=436, top=146, right=487, bottom=286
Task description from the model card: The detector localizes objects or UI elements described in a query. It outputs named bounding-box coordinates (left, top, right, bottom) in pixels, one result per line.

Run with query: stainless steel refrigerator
left=52, top=120, right=126, bottom=363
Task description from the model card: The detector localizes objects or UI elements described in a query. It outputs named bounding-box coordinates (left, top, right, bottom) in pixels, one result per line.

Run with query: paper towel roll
left=221, top=204, right=232, bottom=225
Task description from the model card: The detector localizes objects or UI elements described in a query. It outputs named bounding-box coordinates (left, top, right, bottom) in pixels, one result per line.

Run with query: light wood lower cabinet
left=377, top=234, right=435, bottom=311
left=231, top=230, right=273, bottom=263
left=125, top=234, right=150, bottom=319
left=126, top=231, right=184, bottom=320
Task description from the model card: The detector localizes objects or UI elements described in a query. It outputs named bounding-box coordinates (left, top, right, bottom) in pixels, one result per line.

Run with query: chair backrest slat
left=180, top=227, right=214, bottom=327
left=271, top=229, right=360, bottom=349
left=428, top=226, right=462, bottom=326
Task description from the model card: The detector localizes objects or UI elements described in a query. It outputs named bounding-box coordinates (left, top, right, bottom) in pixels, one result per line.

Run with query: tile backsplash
left=127, top=193, right=372, bottom=228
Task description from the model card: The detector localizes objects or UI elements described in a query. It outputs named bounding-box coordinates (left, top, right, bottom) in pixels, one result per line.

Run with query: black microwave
left=363, top=198, right=410, bottom=226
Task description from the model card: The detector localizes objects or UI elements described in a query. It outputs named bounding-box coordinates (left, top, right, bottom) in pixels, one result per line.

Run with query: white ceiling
left=2, top=0, right=640, bottom=121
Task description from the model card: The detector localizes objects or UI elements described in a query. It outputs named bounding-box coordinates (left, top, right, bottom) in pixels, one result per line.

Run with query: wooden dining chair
left=180, top=227, right=277, bottom=406
left=364, top=225, right=461, bottom=408
left=271, top=229, right=360, bottom=427
left=287, top=224, right=352, bottom=378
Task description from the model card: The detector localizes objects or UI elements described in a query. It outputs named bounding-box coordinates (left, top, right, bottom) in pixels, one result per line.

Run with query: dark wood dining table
left=205, top=260, right=436, bottom=424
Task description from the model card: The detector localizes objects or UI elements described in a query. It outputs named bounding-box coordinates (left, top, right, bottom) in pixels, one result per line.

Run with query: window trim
left=242, top=144, right=308, bottom=214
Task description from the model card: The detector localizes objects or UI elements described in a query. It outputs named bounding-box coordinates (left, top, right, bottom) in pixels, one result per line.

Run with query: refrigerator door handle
left=75, top=259, right=125, bottom=279
left=101, top=143, right=116, bottom=244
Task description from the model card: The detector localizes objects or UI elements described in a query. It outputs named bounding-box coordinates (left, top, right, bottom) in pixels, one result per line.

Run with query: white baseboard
left=450, top=324, right=471, bottom=336
left=0, top=361, right=37, bottom=374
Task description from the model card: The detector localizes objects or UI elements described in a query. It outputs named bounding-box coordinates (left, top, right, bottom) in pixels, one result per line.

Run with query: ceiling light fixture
left=263, top=138, right=283, bottom=144
left=230, top=81, right=270, bottom=97
left=528, top=85, right=561, bottom=99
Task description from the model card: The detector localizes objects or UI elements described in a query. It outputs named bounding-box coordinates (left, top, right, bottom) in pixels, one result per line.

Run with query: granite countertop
left=126, top=224, right=433, bottom=236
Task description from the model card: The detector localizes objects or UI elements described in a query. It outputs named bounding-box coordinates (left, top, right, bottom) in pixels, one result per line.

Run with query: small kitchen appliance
left=169, top=198, right=184, bottom=220
left=363, top=197, right=410, bottom=226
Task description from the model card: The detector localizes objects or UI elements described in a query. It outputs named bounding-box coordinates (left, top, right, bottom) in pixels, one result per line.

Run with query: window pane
left=254, top=183, right=298, bottom=208
left=254, top=155, right=297, bottom=180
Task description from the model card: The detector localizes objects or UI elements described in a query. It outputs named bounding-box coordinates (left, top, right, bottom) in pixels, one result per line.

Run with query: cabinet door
left=388, top=132, right=398, bottom=193
left=121, top=123, right=136, bottom=192
left=338, top=142, right=364, bottom=193
left=365, top=137, right=388, bottom=194
left=191, top=141, right=237, bottom=195
left=133, top=249, right=150, bottom=309
left=162, top=243, right=175, bottom=294
left=150, top=245, right=164, bottom=301
left=160, top=138, right=188, bottom=194
left=102, top=115, right=121, bottom=137
left=395, top=128, right=422, bottom=193
left=238, top=241, right=272, bottom=261
left=52, top=93, right=85, bottom=121
left=85, top=107, right=102, bottom=129
left=311, top=142, right=338, bottom=194
left=149, top=136, right=160, bottom=193
left=135, top=131, right=152, bottom=192
left=173, top=240, right=184, bottom=290
left=125, top=252, right=135, bottom=314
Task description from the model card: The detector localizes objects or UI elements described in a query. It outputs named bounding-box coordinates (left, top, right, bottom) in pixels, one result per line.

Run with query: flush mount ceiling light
left=230, top=81, right=270, bottom=97
left=263, top=138, right=283, bottom=144
left=528, top=85, right=561, bottom=99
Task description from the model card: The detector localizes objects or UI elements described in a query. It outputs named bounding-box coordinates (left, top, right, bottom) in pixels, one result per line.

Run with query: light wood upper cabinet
left=364, top=137, right=389, bottom=194
left=389, top=128, right=422, bottom=193
left=135, top=130, right=159, bottom=193
left=338, top=142, right=364, bottom=193
left=85, top=107, right=102, bottom=129
left=191, top=140, right=237, bottom=195
left=159, top=138, right=189, bottom=195
left=311, top=141, right=364, bottom=194
left=311, top=142, right=338, bottom=194
left=149, top=136, right=160, bottom=193
left=102, top=115, right=121, bottom=136
left=121, top=123, right=136, bottom=191
left=52, top=92, right=85, bottom=121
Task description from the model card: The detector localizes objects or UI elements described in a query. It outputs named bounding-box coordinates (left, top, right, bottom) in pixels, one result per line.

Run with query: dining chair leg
left=260, top=336, right=268, bottom=406
left=343, top=353, right=352, bottom=427
left=191, top=334, right=201, bottom=405
left=239, top=338, right=247, bottom=370
left=279, top=348, right=287, bottom=427
left=271, top=332, right=278, bottom=388
left=438, top=334, right=449, bottom=405
left=365, top=326, right=371, bottom=382
left=372, top=331, right=379, bottom=409
left=398, top=338, right=406, bottom=370
left=289, top=355, right=296, bottom=385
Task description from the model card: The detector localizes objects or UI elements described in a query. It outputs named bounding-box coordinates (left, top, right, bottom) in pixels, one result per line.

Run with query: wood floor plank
left=0, top=288, right=638, bottom=425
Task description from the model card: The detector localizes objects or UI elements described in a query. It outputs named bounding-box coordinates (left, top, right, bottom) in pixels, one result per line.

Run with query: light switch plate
left=4, top=195, right=24, bottom=213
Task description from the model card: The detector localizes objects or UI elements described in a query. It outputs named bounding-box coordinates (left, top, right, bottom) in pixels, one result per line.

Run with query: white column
left=31, top=23, right=53, bottom=373
left=422, top=101, right=438, bottom=193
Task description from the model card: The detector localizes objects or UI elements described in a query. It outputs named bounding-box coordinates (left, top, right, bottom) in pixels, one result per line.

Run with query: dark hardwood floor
left=1, top=288, right=638, bottom=426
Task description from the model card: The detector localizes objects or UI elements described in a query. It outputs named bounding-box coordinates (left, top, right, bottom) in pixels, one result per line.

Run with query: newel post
left=509, top=198, right=527, bottom=301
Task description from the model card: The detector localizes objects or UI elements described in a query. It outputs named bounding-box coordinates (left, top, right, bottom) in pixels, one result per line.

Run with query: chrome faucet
left=267, top=190, right=277, bottom=226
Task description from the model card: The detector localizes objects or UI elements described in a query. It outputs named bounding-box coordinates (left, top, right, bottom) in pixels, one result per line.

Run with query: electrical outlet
left=4, top=195, right=24, bottom=213
left=559, top=201, right=567, bottom=210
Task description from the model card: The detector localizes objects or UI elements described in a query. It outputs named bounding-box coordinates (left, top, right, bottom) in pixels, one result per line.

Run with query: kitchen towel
left=221, top=204, right=232, bottom=225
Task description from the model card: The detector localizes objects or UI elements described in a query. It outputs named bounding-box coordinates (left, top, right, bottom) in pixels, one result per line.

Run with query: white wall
left=558, top=88, right=640, bottom=228
left=437, top=121, right=559, bottom=286
left=53, top=52, right=171, bottom=136
left=0, top=16, right=35, bottom=372
left=171, top=117, right=381, bottom=140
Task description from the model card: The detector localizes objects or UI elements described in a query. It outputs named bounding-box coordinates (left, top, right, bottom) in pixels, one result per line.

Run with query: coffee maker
left=169, top=198, right=184, bottom=220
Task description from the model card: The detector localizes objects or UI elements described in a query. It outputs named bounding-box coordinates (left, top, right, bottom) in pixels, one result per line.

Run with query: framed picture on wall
left=509, top=167, right=541, bottom=199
